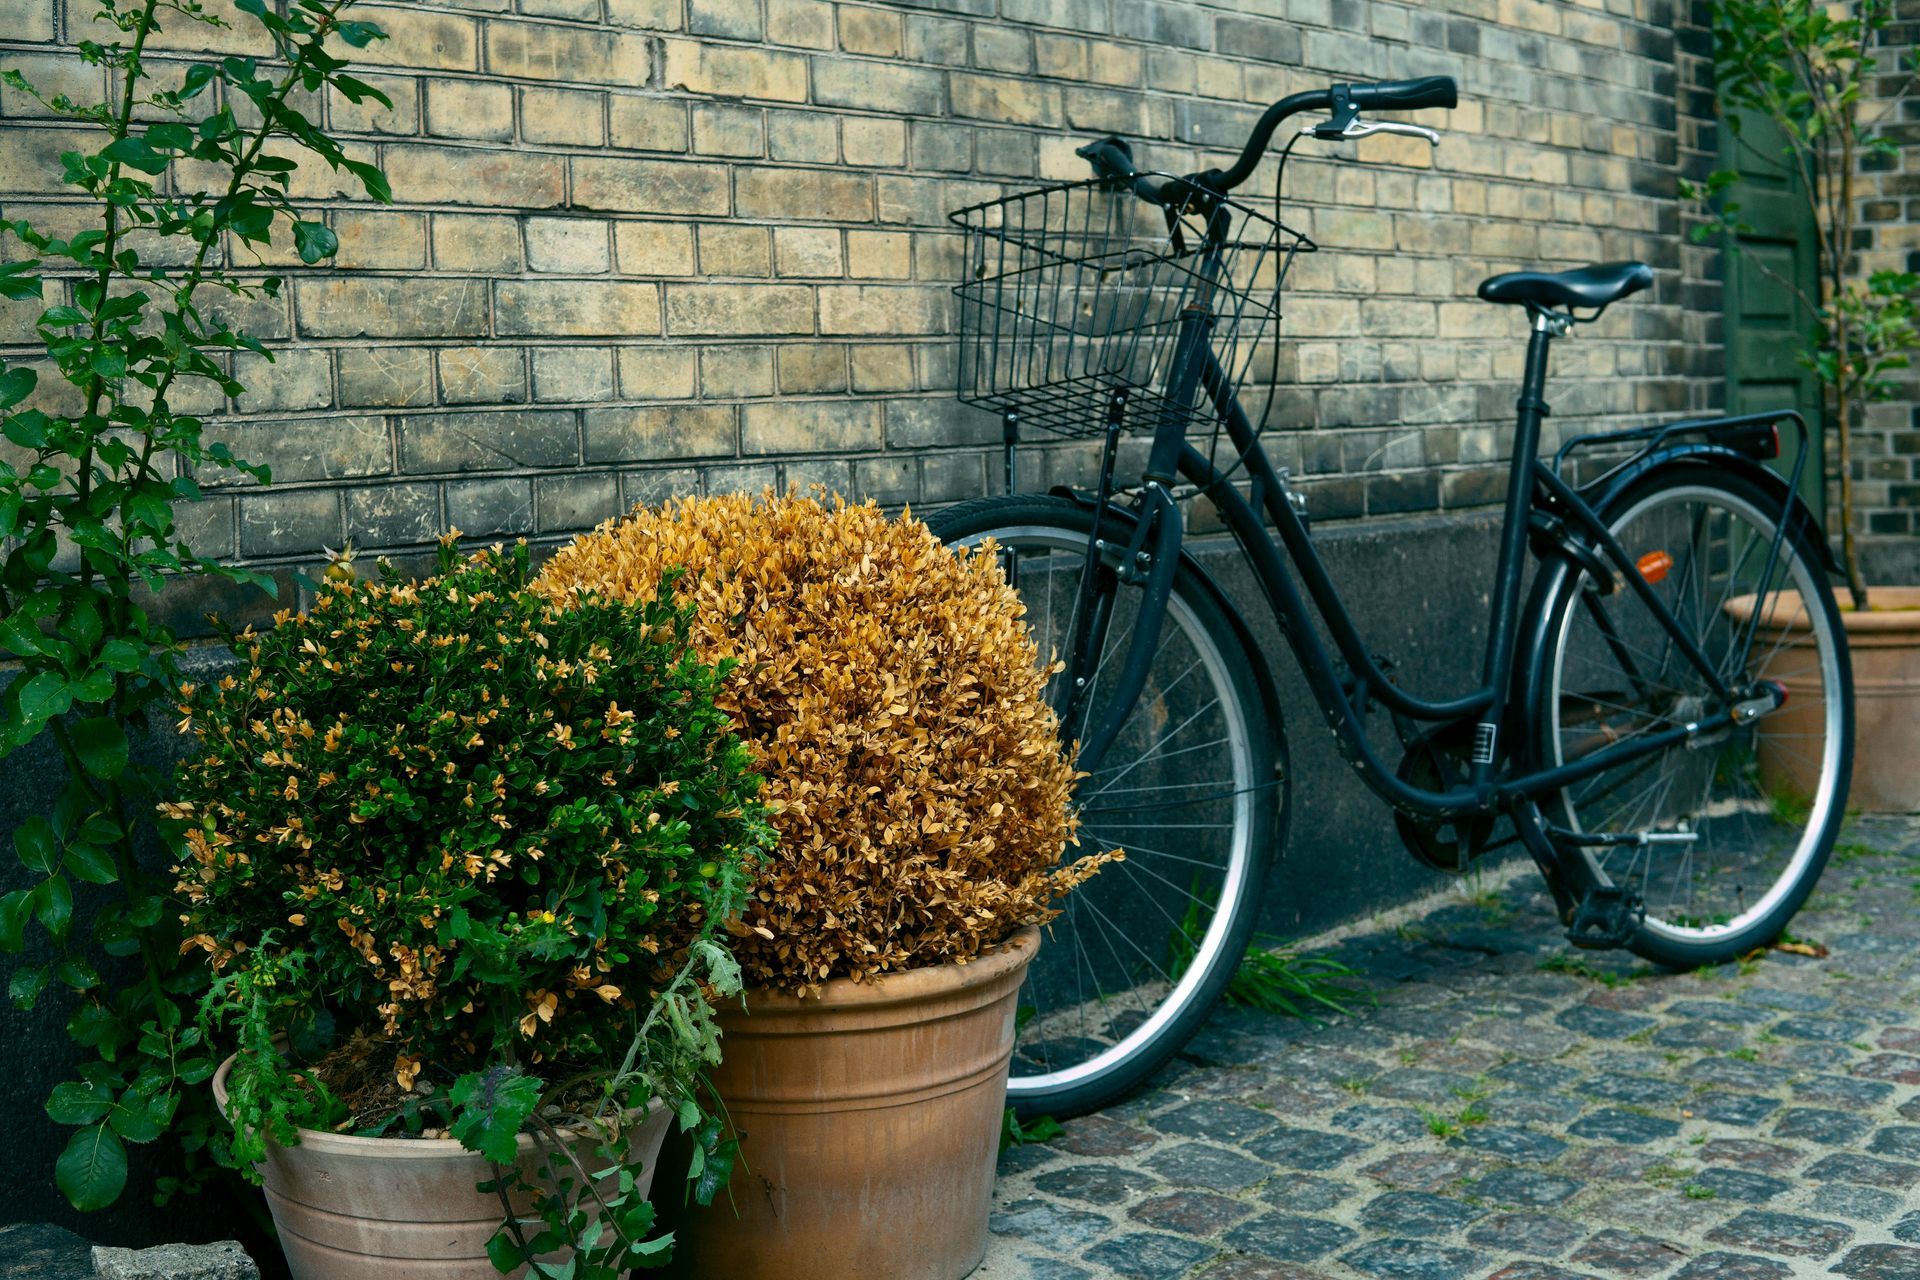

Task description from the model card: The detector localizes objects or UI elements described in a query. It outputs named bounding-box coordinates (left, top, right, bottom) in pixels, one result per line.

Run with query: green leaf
left=100, top=137, right=169, bottom=176
left=34, top=875, right=73, bottom=938
left=334, top=19, right=386, bottom=46
left=55, top=1123, right=127, bottom=1211
left=448, top=1066, right=542, bottom=1164
left=0, top=261, right=40, bottom=301
left=290, top=220, right=337, bottom=265
left=0, top=365, right=36, bottom=411
left=342, top=159, right=391, bottom=204
left=46, top=1079, right=116, bottom=1126
left=4, top=408, right=50, bottom=448
left=10, top=964, right=49, bottom=1009
left=15, top=815, right=57, bottom=874
left=72, top=717, right=128, bottom=779
left=97, top=638, right=145, bottom=673
left=0, top=888, right=30, bottom=951
left=64, top=841, right=118, bottom=885
left=485, top=1232, right=527, bottom=1274
left=16, top=671, right=72, bottom=724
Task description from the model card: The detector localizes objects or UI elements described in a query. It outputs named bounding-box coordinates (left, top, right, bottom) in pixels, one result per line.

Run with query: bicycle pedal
left=1565, top=885, right=1646, bottom=950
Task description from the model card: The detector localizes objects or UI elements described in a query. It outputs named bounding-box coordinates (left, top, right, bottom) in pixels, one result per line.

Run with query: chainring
left=1394, top=720, right=1498, bottom=874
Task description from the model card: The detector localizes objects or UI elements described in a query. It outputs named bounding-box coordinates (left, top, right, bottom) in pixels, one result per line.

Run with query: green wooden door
left=1719, top=107, right=1824, bottom=516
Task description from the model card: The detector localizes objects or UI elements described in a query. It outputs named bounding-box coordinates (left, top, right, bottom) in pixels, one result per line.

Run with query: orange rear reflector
left=1637, top=550, right=1673, bottom=584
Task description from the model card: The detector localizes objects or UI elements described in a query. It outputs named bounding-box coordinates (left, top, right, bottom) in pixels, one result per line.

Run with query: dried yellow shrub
left=536, top=491, right=1106, bottom=993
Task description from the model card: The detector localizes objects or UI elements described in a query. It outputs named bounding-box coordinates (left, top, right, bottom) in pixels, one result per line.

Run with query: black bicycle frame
left=1062, top=246, right=1774, bottom=833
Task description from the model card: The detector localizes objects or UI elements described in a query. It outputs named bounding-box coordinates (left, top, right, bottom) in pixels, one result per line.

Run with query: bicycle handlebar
left=1087, top=74, right=1459, bottom=201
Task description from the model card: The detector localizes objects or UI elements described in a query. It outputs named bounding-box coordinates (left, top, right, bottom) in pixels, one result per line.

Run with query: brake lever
left=1303, top=118, right=1441, bottom=147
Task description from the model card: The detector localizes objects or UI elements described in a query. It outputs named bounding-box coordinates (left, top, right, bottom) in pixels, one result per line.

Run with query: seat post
left=1470, top=306, right=1563, bottom=786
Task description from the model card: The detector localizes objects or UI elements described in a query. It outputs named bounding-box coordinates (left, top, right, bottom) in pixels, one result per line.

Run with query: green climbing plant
left=0, top=0, right=392, bottom=1210
left=1682, top=0, right=1920, bottom=609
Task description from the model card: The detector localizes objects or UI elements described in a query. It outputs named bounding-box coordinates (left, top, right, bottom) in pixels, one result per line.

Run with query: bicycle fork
left=1059, top=398, right=1185, bottom=777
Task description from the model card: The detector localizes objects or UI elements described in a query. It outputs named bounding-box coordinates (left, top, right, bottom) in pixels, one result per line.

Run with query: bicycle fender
left=1047, top=484, right=1288, bottom=772
left=1513, top=447, right=1835, bottom=771
left=1582, top=444, right=1840, bottom=574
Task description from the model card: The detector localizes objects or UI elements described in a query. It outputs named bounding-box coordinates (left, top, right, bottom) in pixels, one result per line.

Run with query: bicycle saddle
left=1477, top=261, right=1653, bottom=310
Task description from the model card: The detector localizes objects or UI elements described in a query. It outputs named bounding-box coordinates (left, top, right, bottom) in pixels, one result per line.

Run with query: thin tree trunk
left=1836, top=121, right=1869, bottom=611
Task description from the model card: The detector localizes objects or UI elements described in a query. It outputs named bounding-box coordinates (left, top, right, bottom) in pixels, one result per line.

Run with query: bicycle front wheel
left=924, top=494, right=1281, bottom=1118
left=1534, top=466, right=1853, bottom=967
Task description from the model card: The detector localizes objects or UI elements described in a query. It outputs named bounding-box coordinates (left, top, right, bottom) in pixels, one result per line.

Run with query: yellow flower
left=395, top=1055, right=422, bottom=1091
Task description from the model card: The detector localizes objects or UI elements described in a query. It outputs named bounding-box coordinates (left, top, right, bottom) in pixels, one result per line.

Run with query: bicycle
left=930, top=75, right=1855, bottom=1119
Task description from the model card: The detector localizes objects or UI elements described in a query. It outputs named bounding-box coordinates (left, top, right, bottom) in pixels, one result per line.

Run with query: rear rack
left=1554, top=409, right=1809, bottom=492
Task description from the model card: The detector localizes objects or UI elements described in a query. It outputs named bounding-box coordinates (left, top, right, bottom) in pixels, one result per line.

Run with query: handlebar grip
left=1076, top=135, right=1137, bottom=184
left=1347, top=75, right=1457, bottom=112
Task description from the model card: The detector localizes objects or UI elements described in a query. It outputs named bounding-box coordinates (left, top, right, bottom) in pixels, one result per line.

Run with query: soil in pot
left=666, top=926, right=1039, bottom=1280
left=212, top=1057, right=670, bottom=1280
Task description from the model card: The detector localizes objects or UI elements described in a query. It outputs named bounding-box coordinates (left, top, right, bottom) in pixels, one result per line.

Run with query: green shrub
left=171, top=537, right=772, bottom=1271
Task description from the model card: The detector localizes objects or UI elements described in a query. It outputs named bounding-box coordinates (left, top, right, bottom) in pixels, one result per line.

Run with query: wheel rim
left=947, top=524, right=1258, bottom=1100
left=1547, top=483, right=1846, bottom=942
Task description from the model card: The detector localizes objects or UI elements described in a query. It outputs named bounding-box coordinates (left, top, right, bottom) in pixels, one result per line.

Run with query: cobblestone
left=979, top=816, right=1920, bottom=1280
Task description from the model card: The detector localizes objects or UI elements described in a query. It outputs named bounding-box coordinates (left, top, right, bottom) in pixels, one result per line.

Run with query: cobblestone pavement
left=978, top=815, right=1920, bottom=1280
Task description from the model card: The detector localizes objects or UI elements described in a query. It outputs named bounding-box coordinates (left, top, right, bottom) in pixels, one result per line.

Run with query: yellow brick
left=616, top=222, right=698, bottom=275
left=767, top=0, right=833, bottom=48
left=818, top=285, right=948, bottom=335
left=609, top=96, right=687, bottom=151
left=387, top=144, right=565, bottom=209
left=584, top=405, right=735, bottom=462
left=333, top=211, right=427, bottom=271
left=338, top=346, right=436, bottom=408
left=741, top=400, right=879, bottom=453
left=434, top=214, right=522, bottom=272
left=735, top=168, right=872, bottom=222
left=774, top=227, right=841, bottom=276
left=486, top=22, right=650, bottom=86
left=425, top=78, right=513, bottom=141
left=327, top=73, right=418, bottom=136
left=664, top=284, right=814, bottom=334
left=573, top=157, right=730, bottom=215
left=344, top=6, right=479, bottom=71
left=846, top=231, right=911, bottom=279
left=526, top=218, right=613, bottom=273
left=693, top=103, right=765, bottom=157
left=522, top=87, right=606, bottom=147
left=950, top=74, right=1061, bottom=127
left=839, top=7, right=902, bottom=57
left=0, top=0, right=57, bottom=41
left=438, top=347, right=526, bottom=405
left=778, top=344, right=848, bottom=393
left=618, top=347, right=698, bottom=399
left=842, top=118, right=907, bottom=167
left=661, top=41, right=808, bottom=103
left=698, top=225, right=771, bottom=276
left=296, top=278, right=489, bottom=338
left=607, top=0, right=683, bottom=29
left=495, top=280, right=662, bottom=336
left=700, top=346, right=774, bottom=397
left=850, top=344, right=915, bottom=392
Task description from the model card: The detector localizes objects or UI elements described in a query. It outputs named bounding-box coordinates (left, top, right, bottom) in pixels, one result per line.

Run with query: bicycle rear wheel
left=924, top=494, right=1281, bottom=1118
left=1534, top=466, right=1852, bottom=967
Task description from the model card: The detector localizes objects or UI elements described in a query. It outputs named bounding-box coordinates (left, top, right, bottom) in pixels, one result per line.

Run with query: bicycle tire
left=1530, top=465, right=1853, bottom=968
left=924, top=494, right=1282, bottom=1118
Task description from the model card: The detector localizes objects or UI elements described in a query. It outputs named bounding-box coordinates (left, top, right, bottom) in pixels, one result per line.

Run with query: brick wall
left=1, top=0, right=1718, bottom=625
left=1855, top=0, right=1920, bottom=585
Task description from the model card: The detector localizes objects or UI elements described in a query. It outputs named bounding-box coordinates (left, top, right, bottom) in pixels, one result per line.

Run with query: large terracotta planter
left=670, top=926, right=1039, bottom=1280
left=1727, top=586, right=1920, bottom=812
left=212, top=1056, right=670, bottom=1279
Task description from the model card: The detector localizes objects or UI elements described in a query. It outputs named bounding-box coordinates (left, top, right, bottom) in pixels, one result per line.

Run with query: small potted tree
left=537, top=492, right=1109, bottom=1280
left=169, top=536, right=772, bottom=1279
left=1694, top=0, right=1920, bottom=808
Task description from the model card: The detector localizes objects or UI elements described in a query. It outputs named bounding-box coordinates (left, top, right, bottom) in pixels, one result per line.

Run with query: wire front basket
left=950, top=176, right=1311, bottom=442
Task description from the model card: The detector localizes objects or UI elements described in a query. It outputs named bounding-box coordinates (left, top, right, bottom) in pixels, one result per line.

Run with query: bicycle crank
left=1394, top=721, right=1496, bottom=873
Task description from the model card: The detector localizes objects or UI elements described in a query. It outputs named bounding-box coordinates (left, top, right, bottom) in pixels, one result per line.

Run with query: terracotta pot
left=212, top=1055, right=670, bottom=1279
left=1726, top=586, right=1920, bottom=812
left=670, top=926, right=1039, bottom=1280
